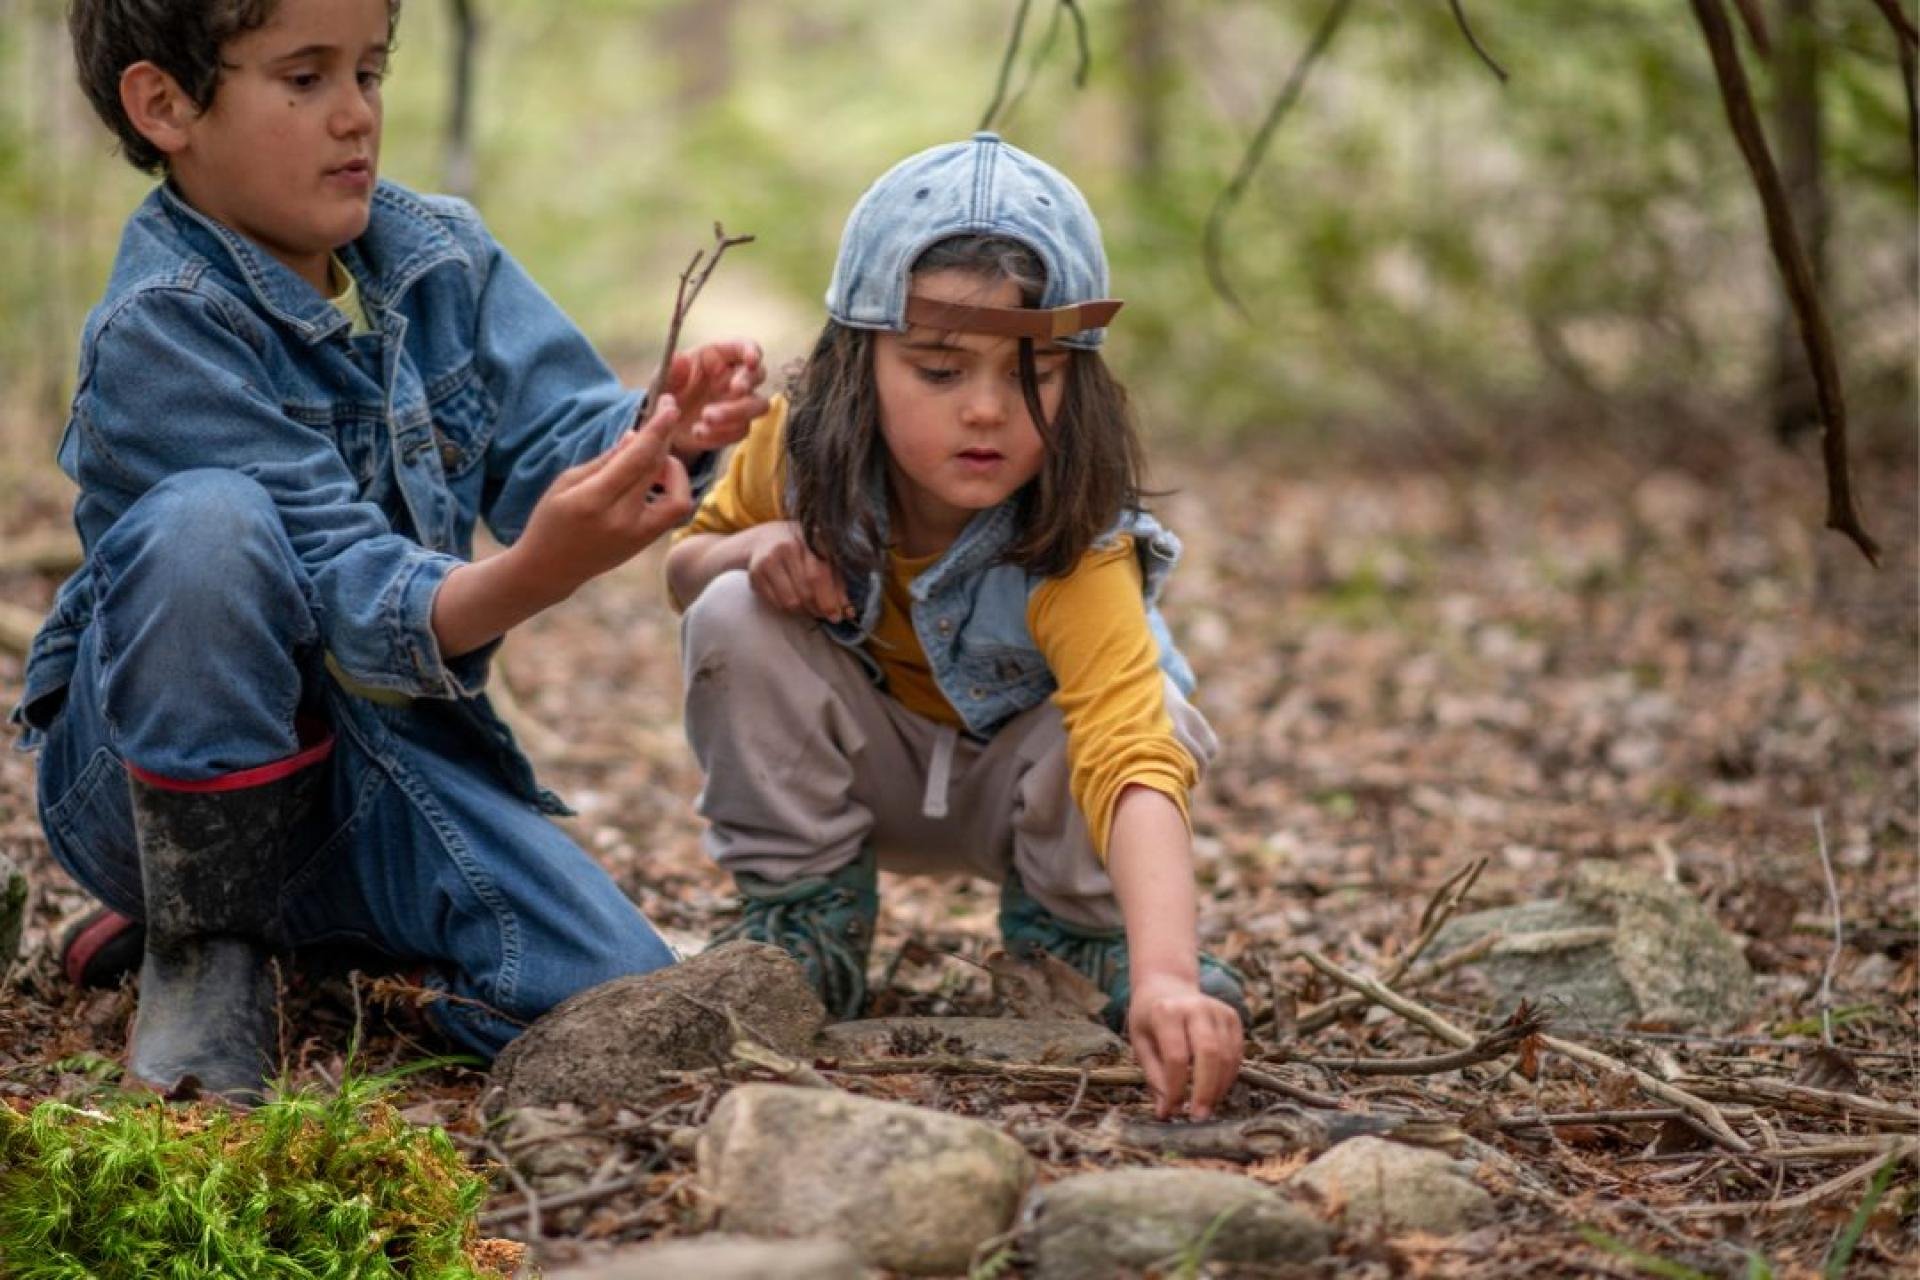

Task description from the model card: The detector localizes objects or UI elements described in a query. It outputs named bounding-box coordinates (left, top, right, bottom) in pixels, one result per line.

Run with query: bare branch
left=640, top=223, right=755, bottom=422
left=1728, top=0, right=1772, bottom=56
left=979, top=0, right=1035, bottom=132
left=1299, top=948, right=1753, bottom=1152
left=1447, top=0, right=1510, bottom=83
left=1870, top=0, right=1920, bottom=189
left=1294, top=857, right=1488, bottom=1035
left=1670, top=1140, right=1918, bottom=1216
left=1295, top=1007, right=1548, bottom=1077
left=1813, top=811, right=1844, bottom=1047
left=1690, top=0, right=1879, bottom=565
left=1204, top=0, right=1355, bottom=315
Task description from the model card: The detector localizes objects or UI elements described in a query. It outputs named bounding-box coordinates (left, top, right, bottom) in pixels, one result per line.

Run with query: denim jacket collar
left=154, top=180, right=470, bottom=345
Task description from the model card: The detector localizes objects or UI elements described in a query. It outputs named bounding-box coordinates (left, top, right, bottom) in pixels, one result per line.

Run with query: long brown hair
left=786, top=235, right=1149, bottom=585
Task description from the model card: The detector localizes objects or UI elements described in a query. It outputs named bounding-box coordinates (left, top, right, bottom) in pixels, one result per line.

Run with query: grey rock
left=0, top=853, right=26, bottom=976
left=1020, top=1168, right=1332, bottom=1280
left=816, top=1017, right=1125, bottom=1064
left=1433, top=862, right=1754, bottom=1031
left=697, top=1083, right=1033, bottom=1276
left=548, top=1235, right=868, bottom=1280
left=489, top=942, right=826, bottom=1112
left=1291, top=1136, right=1494, bottom=1235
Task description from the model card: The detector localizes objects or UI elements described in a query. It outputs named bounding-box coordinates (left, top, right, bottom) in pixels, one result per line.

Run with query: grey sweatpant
left=679, top=571, right=1217, bottom=929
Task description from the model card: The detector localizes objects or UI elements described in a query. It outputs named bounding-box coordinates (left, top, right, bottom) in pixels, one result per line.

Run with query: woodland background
left=0, top=2, right=1916, bottom=1276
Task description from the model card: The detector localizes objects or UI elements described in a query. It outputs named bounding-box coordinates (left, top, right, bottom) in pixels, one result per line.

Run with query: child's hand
left=513, top=394, right=694, bottom=598
left=745, top=521, right=853, bottom=622
left=659, top=339, right=769, bottom=459
left=1127, top=972, right=1245, bottom=1121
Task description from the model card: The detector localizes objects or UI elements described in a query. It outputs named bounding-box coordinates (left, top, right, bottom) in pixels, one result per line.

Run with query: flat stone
left=1433, top=862, right=1754, bottom=1031
left=697, top=1083, right=1033, bottom=1276
left=1291, top=1136, right=1494, bottom=1235
left=547, top=1235, right=868, bottom=1280
left=488, top=942, right=826, bottom=1112
left=0, top=853, right=26, bottom=976
left=816, top=1017, right=1125, bottom=1064
left=1020, top=1168, right=1332, bottom=1279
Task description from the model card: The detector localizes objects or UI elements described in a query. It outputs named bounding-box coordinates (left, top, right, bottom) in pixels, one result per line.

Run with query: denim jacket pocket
left=424, top=361, right=498, bottom=478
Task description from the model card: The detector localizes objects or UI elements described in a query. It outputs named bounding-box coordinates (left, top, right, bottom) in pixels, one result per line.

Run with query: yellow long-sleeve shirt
left=673, top=397, right=1196, bottom=857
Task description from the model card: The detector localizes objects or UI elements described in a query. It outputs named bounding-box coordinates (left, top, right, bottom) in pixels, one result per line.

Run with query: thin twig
left=1296, top=1009, right=1548, bottom=1077
left=1670, top=1140, right=1918, bottom=1216
left=1299, top=949, right=1752, bottom=1152
left=1297, top=949, right=1478, bottom=1049
left=1296, top=859, right=1489, bottom=1034
left=979, top=0, right=1034, bottom=132
left=478, top=1171, right=646, bottom=1228
left=1728, top=0, right=1772, bottom=56
left=1497, top=1108, right=1691, bottom=1131
left=1237, top=1065, right=1343, bottom=1109
left=639, top=223, right=755, bottom=423
left=1870, top=0, right=1920, bottom=189
left=480, top=1138, right=543, bottom=1246
left=1204, top=0, right=1355, bottom=315
left=1447, top=0, right=1509, bottom=82
left=1673, top=1075, right=1920, bottom=1130
left=1813, top=810, right=1843, bottom=1047
left=1690, top=0, right=1879, bottom=565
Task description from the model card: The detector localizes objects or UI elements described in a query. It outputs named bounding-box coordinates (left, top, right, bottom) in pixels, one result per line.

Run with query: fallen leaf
left=986, top=946, right=1108, bottom=1023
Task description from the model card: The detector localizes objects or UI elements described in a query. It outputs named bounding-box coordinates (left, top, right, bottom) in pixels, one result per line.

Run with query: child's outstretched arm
left=433, top=394, right=691, bottom=657
left=1106, top=784, right=1246, bottom=1120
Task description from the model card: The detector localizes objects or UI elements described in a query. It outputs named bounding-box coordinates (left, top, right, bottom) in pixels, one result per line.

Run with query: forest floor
left=1, top=419, right=1915, bottom=1277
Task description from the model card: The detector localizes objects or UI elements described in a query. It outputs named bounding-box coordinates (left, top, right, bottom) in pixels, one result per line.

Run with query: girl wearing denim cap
left=665, top=134, right=1246, bottom=1120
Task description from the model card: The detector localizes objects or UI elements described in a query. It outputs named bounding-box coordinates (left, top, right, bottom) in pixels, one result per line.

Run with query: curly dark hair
left=69, top=0, right=403, bottom=173
left=786, top=234, right=1151, bottom=585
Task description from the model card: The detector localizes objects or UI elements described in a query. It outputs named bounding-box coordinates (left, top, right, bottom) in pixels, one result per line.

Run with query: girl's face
left=872, top=269, right=1067, bottom=556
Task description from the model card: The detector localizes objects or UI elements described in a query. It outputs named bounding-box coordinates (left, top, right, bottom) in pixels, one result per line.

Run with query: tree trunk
left=444, top=0, right=479, bottom=201
left=1124, top=0, right=1173, bottom=195
left=658, top=0, right=743, bottom=114
left=1768, top=0, right=1827, bottom=444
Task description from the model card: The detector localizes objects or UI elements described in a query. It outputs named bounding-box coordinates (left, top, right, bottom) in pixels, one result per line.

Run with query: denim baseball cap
left=825, top=132, right=1119, bottom=351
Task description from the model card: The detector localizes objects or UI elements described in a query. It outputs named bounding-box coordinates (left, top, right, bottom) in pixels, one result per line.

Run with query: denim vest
left=820, top=487, right=1197, bottom=739
left=12, top=181, right=686, bottom=813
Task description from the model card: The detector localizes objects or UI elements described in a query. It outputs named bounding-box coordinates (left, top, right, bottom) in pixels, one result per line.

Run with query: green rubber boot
left=710, top=849, right=878, bottom=1020
left=998, top=872, right=1250, bottom=1033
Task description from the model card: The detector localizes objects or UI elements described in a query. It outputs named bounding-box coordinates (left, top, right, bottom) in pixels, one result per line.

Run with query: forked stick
left=638, top=222, right=755, bottom=427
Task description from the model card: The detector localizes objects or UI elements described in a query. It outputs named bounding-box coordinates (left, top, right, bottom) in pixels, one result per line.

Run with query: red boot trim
left=127, top=732, right=335, bottom=794
left=63, top=907, right=139, bottom=987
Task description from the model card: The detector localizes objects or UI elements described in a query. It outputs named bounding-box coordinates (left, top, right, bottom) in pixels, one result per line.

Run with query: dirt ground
left=2, top=421, right=1915, bottom=1277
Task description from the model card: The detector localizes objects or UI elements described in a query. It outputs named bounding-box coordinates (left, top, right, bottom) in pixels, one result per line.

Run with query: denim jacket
left=820, top=479, right=1197, bottom=739
left=13, top=180, right=698, bottom=811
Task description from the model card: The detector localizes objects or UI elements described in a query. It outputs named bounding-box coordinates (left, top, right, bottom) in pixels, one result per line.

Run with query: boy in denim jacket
left=15, top=0, right=768, bottom=1100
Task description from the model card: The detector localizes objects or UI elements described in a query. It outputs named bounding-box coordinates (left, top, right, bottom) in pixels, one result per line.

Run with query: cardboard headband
left=902, top=295, right=1124, bottom=342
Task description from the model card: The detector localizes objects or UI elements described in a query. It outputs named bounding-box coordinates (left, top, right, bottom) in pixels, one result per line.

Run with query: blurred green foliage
left=0, top=0, right=1912, bottom=461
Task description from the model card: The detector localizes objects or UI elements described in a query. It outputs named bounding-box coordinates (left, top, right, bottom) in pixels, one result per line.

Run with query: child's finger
left=1153, top=1017, right=1192, bottom=1121
left=1187, top=1012, right=1241, bottom=1120
left=1132, top=1028, right=1172, bottom=1119
left=805, top=557, right=847, bottom=620
left=589, top=395, right=678, bottom=502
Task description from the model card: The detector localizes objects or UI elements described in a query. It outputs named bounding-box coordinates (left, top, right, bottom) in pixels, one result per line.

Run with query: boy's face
left=164, top=0, right=391, bottom=293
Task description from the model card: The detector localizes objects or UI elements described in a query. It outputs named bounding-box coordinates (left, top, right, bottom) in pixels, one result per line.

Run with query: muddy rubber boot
left=126, top=743, right=329, bottom=1103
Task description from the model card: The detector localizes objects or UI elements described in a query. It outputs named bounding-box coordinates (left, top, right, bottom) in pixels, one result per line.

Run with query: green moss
left=0, top=1073, right=497, bottom=1279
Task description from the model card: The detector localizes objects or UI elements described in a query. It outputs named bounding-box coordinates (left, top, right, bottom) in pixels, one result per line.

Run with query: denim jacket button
left=438, top=441, right=460, bottom=469
left=969, top=686, right=984, bottom=700
left=936, top=617, right=953, bottom=635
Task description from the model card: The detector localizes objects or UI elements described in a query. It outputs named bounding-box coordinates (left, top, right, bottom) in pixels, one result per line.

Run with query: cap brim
left=903, top=295, right=1123, bottom=341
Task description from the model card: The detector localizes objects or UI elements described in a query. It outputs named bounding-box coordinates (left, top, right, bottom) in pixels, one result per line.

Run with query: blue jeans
left=33, top=470, right=676, bottom=1057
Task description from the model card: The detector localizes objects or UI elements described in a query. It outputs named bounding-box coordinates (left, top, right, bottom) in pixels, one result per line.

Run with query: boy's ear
left=119, top=61, right=201, bottom=160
